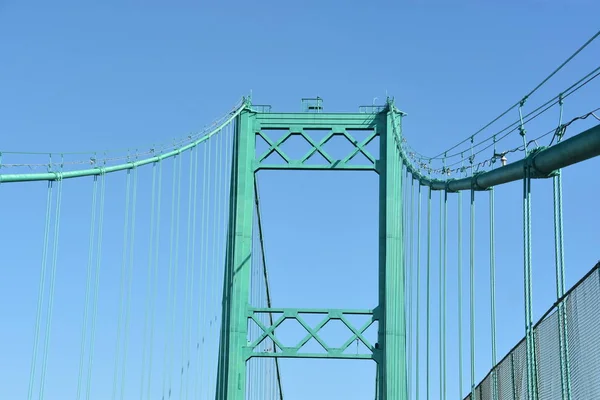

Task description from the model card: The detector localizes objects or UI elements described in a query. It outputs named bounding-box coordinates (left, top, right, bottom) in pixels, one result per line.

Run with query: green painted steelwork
left=0, top=105, right=245, bottom=183
left=523, top=161, right=539, bottom=400
left=489, top=187, right=498, bottom=400
left=254, top=112, right=381, bottom=171
left=376, top=105, right=408, bottom=399
left=457, top=189, right=464, bottom=398
left=6, top=98, right=599, bottom=399
left=470, top=187, right=476, bottom=400
left=397, top=121, right=600, bottom=192
left=1, top=100, right=598, bottom=194
left=416, top=183, right=422, bottom=400
left=215, top=110, right=255, bottom=400
left=253, top=177, right=285, bottom=399
left=441, top=189, right=448, bottom=400
left=553, top=101, right=572, bottom=400
left=245, top=308, right=378, bottom=360
left=408, top=174, right=415, bottom=399
left=213, top=103, right=407, bottom=399
left=426, top=186, right=432, bottom=400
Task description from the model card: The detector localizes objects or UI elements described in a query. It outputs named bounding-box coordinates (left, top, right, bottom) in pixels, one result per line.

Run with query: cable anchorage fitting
left=444, top=178, right=457, bottom=193
left=470, top=171, right=487, bottom=191
left=524, top=146, right=557, bottom=179
left=519, top=97, right=527, bottom=137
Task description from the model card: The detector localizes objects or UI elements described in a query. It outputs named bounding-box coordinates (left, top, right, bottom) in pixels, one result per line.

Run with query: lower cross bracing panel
left=245, top=307, right=380, bottom=361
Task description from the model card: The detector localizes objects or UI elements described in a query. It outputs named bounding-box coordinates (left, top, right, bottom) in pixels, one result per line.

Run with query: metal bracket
left=527, top=146, right=559, bottom=178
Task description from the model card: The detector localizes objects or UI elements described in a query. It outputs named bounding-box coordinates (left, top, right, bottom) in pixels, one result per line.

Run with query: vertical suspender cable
left=147, top=161, right=163, bottom=399
left=470, top=186, right=476, bottom=400
left=192, top=141, right=205, bottom=399
left=256, top=192, right=261, bottom=399
left=391, top=149, right=398, bottom=395
left=255, top=175, right=284, bottom=400
left=112, top=170, right=132, bottom=400
left=409, top=174, right=415, bottom=399
left=163, top=155, right=180, bottom=399
left=218, top=124, right=230, bottom=396
left=458, top=186, right=464, bottom=399
left=28, top=177, right=54, bottom=400
left=249, top=189, right=254, bottom=400
left=196, top=132, right=211, bottom=399
left=397, top=159, right=403, bottom=396
left=120, top=165, right=138, bottom=400
left=209, top=125, right=224, bottom=397
left=77, top=175, right=99, bottom=399
left=213, top=127, right=222, bottom=399
left=401, top=163, right=407, bottom=399
left=469, top=138, right=476, bottom=400
left=426, top=186, right=432, bottom=400
left=86, top=170, right=106, bottom=400
left=169, top=152, right=183, bottom=397
left=262, top=225, right=268, bottom=400
left=212, top=124, right=230, bottom=397
left=554, top=95, right=571, bottom=400
left=180, top=147, right=197, bottom=398
left=524, top=160, right=537, bottom=400
left=179, top=152, right=192, bottom=397
left=390, top=150, right=398, bottom=396
left=490, top=187, right=498, bottom=400
left=216, top=126, right=225, bottom=398
left=396, top=148, right=401, bottom=395
left=521, top=100, right=538, bottom=400
left=39, top=169, right=63, bottom=400
left=250, top=197, right=258, bottom=400
left=416, top=183, right=422, bottom=400
left=439, top=188, right=443, bottom=400
left=140, top=163, right=158, bottom=399
left=209, top=125, right=223, bottom=399
left=442, top=189, right=447, bottom=400
left=260, top=222, right=264, bottom=400
left=185, top=146, right=199, bottom=399
left=404, top=166, right=411, bottom=398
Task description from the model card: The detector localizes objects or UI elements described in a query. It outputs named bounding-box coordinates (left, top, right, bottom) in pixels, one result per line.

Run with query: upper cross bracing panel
left=253, top=112, right=386, bottom=172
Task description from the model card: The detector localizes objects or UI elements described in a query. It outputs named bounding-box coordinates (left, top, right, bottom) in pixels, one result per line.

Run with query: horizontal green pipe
left=407, top=123, right=600, bottom=191
left=0, top=105, right=244, bottom=183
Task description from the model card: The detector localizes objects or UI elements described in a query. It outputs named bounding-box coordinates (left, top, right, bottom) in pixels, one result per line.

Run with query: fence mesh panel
left=566, top=267, right=600, bottom=399
left=535, top=309, right=562, bottom=400
left=480, top=374, right=491, bottom=400
left=497, top=354, right=514, bottom=400
left=463, top=263, right=599, bottom=400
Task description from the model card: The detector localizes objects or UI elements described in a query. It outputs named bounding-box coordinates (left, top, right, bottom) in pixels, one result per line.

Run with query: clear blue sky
left=1, top=1, right=599, bottom=399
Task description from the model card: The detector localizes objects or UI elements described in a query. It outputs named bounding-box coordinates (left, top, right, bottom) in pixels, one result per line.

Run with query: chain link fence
left=465, top=261, right=600, bottom=400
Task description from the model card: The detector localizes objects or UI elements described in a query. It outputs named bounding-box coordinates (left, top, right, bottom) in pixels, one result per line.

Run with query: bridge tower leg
left=376, top=105, right=407, bottom=399
left=215, top=107, right=255, bottom=400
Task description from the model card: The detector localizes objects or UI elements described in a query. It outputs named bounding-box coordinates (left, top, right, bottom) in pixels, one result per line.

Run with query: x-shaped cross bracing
left=256, top=129, right=378, bottom=170
left=246, top=308, right=377, bottom=360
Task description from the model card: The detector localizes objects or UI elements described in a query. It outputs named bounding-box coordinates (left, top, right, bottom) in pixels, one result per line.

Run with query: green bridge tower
left=216, top=98, right=408, bottom=399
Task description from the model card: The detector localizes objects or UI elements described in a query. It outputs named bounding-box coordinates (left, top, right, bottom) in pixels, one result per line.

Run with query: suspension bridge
left=1, top=31, right=600, bottom=400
